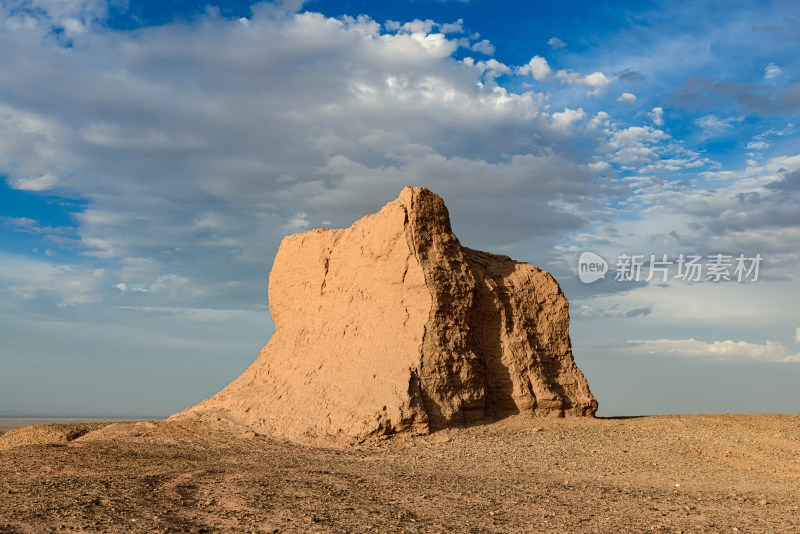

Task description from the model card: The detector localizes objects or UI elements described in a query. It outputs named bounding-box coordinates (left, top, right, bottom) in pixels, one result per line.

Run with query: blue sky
left=0, top=0, right=798, bottom=417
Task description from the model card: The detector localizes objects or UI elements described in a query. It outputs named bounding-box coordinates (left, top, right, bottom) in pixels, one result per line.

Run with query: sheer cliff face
left=175, top=187, right=597, bottom=442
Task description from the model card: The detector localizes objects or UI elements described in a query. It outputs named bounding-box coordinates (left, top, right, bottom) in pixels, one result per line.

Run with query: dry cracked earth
left=1, top=414, right=799, bottom=533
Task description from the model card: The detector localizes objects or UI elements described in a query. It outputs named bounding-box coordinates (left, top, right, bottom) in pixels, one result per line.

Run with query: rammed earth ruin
left=173, top=187, right=597, bottom=442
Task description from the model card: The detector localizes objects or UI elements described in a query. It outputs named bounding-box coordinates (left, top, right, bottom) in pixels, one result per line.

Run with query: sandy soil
left=1, top=414, right=798, bottom=533
left=0, top=419, right=148, bottom=435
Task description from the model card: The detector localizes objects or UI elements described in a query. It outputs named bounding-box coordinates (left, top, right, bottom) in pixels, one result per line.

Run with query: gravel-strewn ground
left=1, top=414, right=799, bottom=533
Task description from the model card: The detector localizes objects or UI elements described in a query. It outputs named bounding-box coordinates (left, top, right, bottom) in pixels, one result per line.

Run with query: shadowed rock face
left=173, top=187, right=597, bottom=442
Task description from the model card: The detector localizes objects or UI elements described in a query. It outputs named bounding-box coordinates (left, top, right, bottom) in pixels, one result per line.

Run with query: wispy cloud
left=626, top=336, right=800, bottom=363
left=764, top=62, right=782, bottom=80
left=8, top=173, right=58, bottom=192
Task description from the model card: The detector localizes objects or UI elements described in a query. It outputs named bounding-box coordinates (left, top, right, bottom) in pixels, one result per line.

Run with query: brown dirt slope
left=1, top=414, right=799, bottom=533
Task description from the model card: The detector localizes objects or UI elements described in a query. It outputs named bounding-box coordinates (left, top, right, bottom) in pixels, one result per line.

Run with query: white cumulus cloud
left=471, top=39, right=494, bottom=55
left=517, top=55, right=551, bottom=80
left=551, top=108, right=586, bottom=132
left=581, top=71, right=612, bottom=95
left=553, top=69, right=612, bottom=95
left=649, top=107, right=664, bottom=126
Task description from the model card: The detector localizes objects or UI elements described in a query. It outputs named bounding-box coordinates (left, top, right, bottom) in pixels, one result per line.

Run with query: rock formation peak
left=173, top=186, right=597, bottom=442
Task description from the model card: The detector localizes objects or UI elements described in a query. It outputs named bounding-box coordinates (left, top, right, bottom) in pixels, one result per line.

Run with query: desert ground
left=1, top=414, right=798, bottom=533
